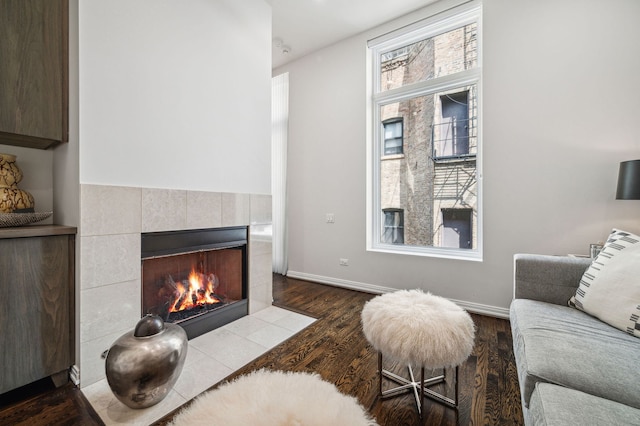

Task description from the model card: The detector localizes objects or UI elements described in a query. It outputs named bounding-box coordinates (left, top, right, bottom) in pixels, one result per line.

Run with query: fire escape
left=431, top=115, right=477, bottom=204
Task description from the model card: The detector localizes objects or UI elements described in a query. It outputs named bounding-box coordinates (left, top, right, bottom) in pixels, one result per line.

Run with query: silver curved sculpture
left=105, top=315, right=188, bottom=409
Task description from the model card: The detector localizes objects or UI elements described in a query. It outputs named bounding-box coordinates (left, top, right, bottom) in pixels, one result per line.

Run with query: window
left=383, top=118, right=403, bottom=155
left=367, top=3, right=482, bottom=260
left=382, top=209, right=404, bottom=244
left=434, top=91, right=471, bottom=159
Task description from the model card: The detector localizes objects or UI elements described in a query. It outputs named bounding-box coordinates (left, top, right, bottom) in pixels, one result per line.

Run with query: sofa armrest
left=513, top=254, right=591, bottom=306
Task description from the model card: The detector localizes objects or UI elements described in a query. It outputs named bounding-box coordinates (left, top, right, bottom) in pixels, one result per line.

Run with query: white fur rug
left=168, top=370, right=378, bottom=426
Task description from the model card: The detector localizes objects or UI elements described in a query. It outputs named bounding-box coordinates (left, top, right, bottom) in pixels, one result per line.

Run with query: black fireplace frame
left=141, top=226, right=248, bottom=340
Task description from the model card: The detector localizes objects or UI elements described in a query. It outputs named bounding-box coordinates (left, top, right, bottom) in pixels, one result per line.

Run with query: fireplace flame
left=170, top=269, right=220, bottom=312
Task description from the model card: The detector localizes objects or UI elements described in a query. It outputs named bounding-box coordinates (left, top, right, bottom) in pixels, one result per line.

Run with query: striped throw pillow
left=569, top=229, right=640, bottom=337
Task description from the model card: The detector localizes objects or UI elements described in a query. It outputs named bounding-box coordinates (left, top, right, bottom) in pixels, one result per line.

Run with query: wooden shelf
left=0, top=224, right=76, bottom=239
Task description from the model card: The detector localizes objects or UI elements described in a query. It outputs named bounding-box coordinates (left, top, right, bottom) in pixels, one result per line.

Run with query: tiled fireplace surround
left=79, top=184, right=273, bottom=388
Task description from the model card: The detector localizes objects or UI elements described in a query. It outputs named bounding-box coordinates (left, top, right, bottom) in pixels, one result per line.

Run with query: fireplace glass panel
left=142, top=247, right=245, bottom=324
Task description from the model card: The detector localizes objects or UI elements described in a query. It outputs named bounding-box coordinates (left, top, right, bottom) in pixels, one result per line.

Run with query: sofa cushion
left=529, top=382, right=640, bottom=426
left=569, top=228, right=640, bottom=337
left=510, top=299, right=640, bottom=410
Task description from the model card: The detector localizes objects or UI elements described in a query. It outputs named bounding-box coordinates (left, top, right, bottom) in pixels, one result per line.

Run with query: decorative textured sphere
left=0, top=153, right=22, bottom=188
left=105, top=315, right=188, bottom=409
left=0, top=187, right=35, bottom=213
left=0, top=153, right=35, bottom=213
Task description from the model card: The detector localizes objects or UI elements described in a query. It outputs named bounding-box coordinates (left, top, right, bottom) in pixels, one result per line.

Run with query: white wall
left=2, top=0, right=273, bottom=389
left=70, top=0, right=273, bottom=386
left=3, top=0, right=272, bottom=224
left=78, top=0, right=272, bottom=195
left=53, top=0, right=80, bottom=229
left=275, top=0, right=640, bottom=315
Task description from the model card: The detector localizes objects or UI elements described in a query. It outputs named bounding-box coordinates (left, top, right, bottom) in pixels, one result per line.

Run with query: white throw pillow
left=569, top=229, right=640, bottom=337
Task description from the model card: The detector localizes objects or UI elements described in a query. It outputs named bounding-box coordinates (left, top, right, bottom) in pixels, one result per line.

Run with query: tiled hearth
left=78, top=184, right=273, bottom=388
left=82, top=306, right=316, bottom=425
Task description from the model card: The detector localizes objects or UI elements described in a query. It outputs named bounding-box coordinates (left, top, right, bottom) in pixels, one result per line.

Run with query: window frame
left=366, top=2, right=483, bottom=261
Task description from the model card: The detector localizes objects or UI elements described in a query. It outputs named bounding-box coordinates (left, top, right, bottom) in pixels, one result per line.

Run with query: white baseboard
left=285, top=270, right=510, bottom=319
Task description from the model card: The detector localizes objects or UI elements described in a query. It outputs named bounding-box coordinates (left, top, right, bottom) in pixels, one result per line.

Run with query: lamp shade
left=616, top=160, right=640, bottom=200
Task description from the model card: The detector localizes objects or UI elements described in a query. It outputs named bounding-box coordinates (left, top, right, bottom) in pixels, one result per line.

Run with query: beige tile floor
left=82, top=306, right=316, bottom=425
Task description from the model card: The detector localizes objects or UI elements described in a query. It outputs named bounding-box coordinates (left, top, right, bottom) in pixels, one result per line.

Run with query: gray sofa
left=510, top=254, right=640, bottom=425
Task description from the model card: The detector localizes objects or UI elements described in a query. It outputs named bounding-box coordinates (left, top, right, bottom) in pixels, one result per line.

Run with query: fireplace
left=141, top=226, right=248, bottom=340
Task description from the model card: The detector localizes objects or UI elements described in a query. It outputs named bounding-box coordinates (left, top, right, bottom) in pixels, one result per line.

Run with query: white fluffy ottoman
left=361, top=290, right=475, bottom=417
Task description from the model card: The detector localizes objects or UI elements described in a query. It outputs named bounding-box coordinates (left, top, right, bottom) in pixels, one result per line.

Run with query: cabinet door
left=0, top=235, right=72, bottom=394
left=0, top=0, right=68, bottom=149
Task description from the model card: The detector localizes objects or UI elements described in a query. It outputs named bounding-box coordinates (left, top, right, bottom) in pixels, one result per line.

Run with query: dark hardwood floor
left=0, top=275, right=523, bottom=425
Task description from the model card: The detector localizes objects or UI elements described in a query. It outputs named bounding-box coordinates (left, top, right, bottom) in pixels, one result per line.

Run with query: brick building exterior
left=379, top=23, right=478, bottom=248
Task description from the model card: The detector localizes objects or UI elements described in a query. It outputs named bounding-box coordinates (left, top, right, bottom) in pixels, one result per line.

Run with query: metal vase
left=105, top=315, right=188, bottom=409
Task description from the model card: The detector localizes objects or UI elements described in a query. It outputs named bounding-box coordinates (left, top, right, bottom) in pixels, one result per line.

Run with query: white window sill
left=368, top=243, right=482, bottom=262
left=381, top=154, right=405, bottom=161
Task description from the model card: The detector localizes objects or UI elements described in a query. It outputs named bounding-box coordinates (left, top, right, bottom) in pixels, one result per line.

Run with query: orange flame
left=170, top=268, right=220, bottom=312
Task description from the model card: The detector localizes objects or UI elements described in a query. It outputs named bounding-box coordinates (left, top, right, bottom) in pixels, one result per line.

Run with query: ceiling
left=271, top=0, right=437, bottom=68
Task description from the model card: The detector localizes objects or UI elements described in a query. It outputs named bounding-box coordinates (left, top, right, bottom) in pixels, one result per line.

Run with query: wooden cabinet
left=0, top=225, right=76, bottom=394
left=0, top=0, right=68, bottom=150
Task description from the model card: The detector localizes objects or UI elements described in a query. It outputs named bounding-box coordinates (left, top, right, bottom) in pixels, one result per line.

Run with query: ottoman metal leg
left=420, top=365, right=458, bottom=408
left=377, top=352, right=459, bottom=418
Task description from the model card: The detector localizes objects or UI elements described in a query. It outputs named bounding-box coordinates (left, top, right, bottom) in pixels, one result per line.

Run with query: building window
left=367, top=3, right=482, bottom=260
left=382, top=209, right=404, bottom=244
left=383, top=118, right=403, bottom=155
left=434, top=91, right=472, bottom=159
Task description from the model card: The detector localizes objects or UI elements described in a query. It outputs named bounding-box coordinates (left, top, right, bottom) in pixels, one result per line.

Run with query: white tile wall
left=141, top=188, right=187, bottom=232
left=186, top=191, right=222, bottom=229
left=79, top=184, right=273, bottom=388
left=80, top=234, right=140, bottom=290
left=221, top=192, right=251, bottom=226
left=80, top=279, right=140, bottom=343
left=80, top=185, right=141, bottom=236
